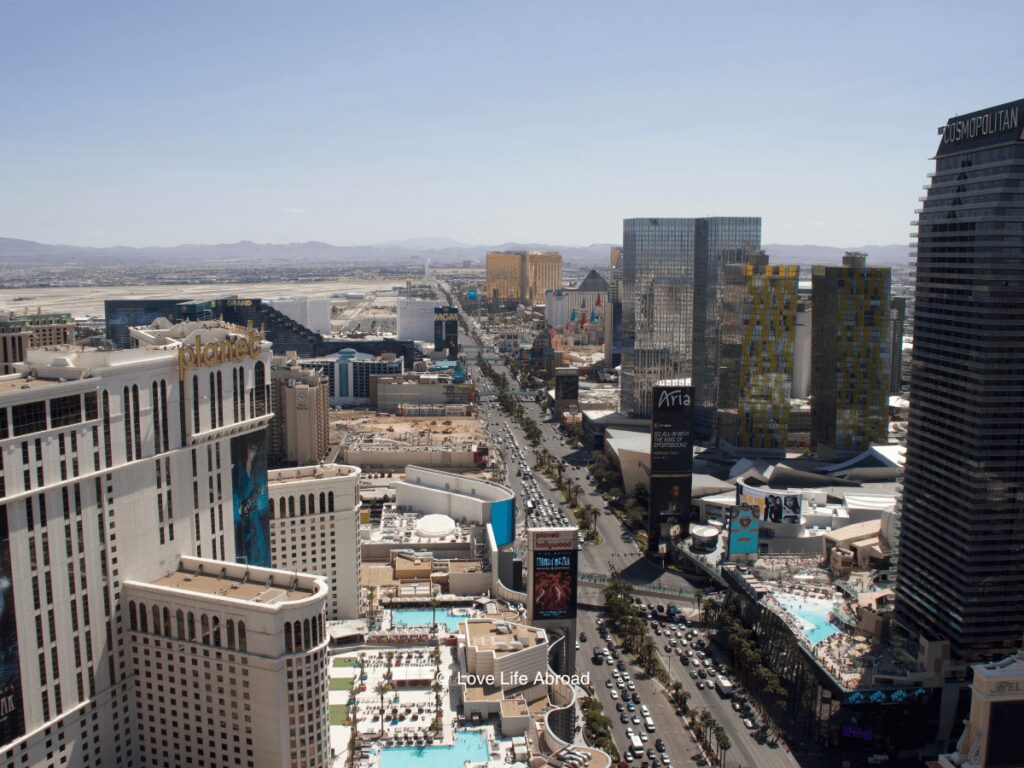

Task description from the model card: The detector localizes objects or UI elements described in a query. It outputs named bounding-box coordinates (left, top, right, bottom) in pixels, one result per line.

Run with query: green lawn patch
left=330, top=677, right=354, bottom=691
left=330, top=705, right=349, bottom=725
left=332, top=657, right=358, bottom=668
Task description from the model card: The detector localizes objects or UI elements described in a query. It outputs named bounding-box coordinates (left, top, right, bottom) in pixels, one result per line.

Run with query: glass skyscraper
left=895, top=98, right=1024, bottom=660
left=620, top=217, right=761, bottom=436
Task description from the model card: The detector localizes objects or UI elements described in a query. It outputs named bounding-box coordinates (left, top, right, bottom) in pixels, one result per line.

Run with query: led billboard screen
left=529, top=528, right=578, bottom=621
left=737, top=483, right=802, bottom=524
left=649, top=383, right=694, bottom=553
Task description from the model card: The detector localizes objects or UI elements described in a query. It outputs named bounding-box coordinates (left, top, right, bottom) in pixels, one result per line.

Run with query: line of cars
left=590, top=619, right=672, bottom=767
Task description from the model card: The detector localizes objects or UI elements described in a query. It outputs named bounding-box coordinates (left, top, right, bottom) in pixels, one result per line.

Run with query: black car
left=579, top=632, right=587, bottom=643
left=631, top=692, right=641, bottom=704
left=616, top=702, right=624, bottom=712
left=647, top=748, right=657, bottom=759
left=620, top=713, right=629, bottom=724
left=655, top=739, right=666, bottom=752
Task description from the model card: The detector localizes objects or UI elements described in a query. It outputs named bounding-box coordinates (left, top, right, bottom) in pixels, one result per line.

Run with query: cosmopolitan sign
left=937, top=99, right=1024, bottom=155
left=178, top=329, right=265, bottom=380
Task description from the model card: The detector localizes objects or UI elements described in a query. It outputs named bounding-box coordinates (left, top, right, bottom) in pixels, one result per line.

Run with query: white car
left=609, top=690, right=619, bottom=700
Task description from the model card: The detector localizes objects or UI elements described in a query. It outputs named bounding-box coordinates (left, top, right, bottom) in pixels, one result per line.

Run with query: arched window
left=226, top=619, right=235, bottom=649
left=328, top=491, right=334, bottom=512
left=238, top=367, right=247, bottom=420
left=128, top=601, right=137, bottom=631
left=232, top=368, right=240, bottom=423
left=151, top=381, right=161, bottom=454
left=212, top=615, right=221, bottom=647
left=254, top=361, right=266, bottom=416
left=102, top=390, right=113, bottom=468
left=300, top=495, right=306, bottom=515
left=269, top=497, right=275, bottom=519
left=176, top=609, right=185, bottom=639
left=138, top=603, right=148, bottom=633
left=308, top=494, right=315, bottom=516
left=188, top=612, right=196, bottom=641
left=319, top=492, right=326, bottom=513
left=131, top=384, right=142, bottom=458
left=215, top=371, right=224, bottom=427
left=238, top=621, right=247, bottom=652
left=285, top=622, right=293, bottom=654
left=160, top=380, right=169, bottom=452
left=209, top=373, right=217, bottom=427
left=288, top=497, right=295, bottom=517
left=201, top=614, right=210, bottom=644
left=163, top=606, right=171, bottom=637
left=123, top=386, right=133, bottom=462
left=151, top=605, right=161, bottom=635
left=192, top=374, right=201, bottom=433
left=303, top=619, right=311, bottom=651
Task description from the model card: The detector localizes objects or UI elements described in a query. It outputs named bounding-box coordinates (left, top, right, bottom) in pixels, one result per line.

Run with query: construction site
left=332, top=411, right=491, bottom=470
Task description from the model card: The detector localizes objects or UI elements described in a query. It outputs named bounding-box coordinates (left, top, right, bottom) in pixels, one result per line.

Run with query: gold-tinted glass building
left=810, top=252, right=891, bottom=454
left=486, top=250, right=562, bottom=304
left=718, top=259, right=799, bottom=451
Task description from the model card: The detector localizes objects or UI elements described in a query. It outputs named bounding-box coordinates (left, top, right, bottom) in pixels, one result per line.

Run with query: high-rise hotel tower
left=0, top=320, right=331, bottom=767
left=620, top=217, right=761, bottom=433
left=896, top=98, right=1024, bottom=660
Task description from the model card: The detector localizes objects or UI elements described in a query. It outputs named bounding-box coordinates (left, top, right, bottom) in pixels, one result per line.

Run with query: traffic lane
left=576, top=609, right=685, bottom=766
left=653, top=644, right=799, bottom=768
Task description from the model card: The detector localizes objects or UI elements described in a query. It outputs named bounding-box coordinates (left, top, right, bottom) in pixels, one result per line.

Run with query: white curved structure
left=415, top=513, right=457, bottom=539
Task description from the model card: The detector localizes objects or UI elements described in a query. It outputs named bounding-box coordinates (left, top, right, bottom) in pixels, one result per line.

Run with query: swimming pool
left=776, top=594, right=839, bottom=645
left=380, top=730, right=488, bottom=768
left=391, top=608, right=469, bottom=633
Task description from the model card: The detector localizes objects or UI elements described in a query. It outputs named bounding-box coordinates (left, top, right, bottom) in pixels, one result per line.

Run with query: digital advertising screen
left=649, top=383, right=694, bottom=552
left=727, top=505, right=760, bottom=556
left=531, top=548, right=578, bottom=620
left=231, top=432, right=271, bottom=567
left=737, top=483, right=802, bottom=524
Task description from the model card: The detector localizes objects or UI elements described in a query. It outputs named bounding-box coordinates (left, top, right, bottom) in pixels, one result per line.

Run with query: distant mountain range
left=0, top=236, right=913, bottom=268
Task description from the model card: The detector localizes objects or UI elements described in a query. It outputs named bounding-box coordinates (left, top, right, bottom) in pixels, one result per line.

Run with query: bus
left=715, top=677, right=736, bottom=698
left=629, top=734, right=644, bottom=754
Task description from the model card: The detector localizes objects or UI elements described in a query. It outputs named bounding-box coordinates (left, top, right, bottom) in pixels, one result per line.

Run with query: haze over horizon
left=1, top=1, right=1020, bottom=249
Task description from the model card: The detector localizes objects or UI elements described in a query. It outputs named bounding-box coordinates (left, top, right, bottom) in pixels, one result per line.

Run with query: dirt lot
left=330, top=410, right=487, bottom=446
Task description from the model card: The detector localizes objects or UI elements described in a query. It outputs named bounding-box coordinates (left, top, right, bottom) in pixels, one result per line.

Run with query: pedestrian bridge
left=578, top=572, right=697, bottom=601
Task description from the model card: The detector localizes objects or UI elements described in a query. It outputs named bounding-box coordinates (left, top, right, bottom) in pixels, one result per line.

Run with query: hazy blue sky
left=1, top=0, right=1021, bottom=248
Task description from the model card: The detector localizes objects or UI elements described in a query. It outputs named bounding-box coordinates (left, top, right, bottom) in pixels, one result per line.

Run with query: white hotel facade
left=0, top=320, right=331, bottom=768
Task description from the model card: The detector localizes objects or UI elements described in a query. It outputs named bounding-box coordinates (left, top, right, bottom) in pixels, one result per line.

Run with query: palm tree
left=375, top=680, right=389, bottom=737
left=693, top=588, right=705, bottom=617
left=717, top=727, right=731, bottom=768
left=430, top=596, right=439, bottom=632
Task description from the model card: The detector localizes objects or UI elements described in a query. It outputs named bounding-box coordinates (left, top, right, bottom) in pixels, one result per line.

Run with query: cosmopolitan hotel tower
left=0, top=319, right=330, bottom=767
left=620, top=217, right=761, bottom=434
left=896, top=98, right=1024, bottom=662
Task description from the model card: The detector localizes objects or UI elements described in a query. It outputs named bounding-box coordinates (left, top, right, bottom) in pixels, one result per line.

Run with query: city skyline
left=1, top=1, right=1022, bottom=248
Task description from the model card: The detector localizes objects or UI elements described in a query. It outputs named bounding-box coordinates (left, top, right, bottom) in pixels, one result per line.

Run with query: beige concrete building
left=373, top=372, right=475, bottom=414
left=269, top=353, right=330, bottom=466
left=124, top=556, right=330, bottom=768
left=268, top=464, right=362, bottom=619
left=0, top=319, right=273, bottom=768
left=486, top=251, right=562, bottom=305
left=0, top=315, right=30, bottom=374
left=0, top=310, right=74, bottom=374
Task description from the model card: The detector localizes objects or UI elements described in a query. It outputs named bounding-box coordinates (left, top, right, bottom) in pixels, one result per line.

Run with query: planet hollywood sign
left=177, top=328, right=266, bottom=380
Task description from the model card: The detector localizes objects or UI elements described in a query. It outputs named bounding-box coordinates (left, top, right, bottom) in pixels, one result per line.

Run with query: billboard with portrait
left=231, top=432, right=271, bottom=567
left=737, top=483, right=802, bottom=524
left=0, top=511, right=24, bottom=743
left=529, top=528, right=578, bottom=621
left=727, top=505, right=760, bottom=557
left=649, top=383, right=694, bottom=553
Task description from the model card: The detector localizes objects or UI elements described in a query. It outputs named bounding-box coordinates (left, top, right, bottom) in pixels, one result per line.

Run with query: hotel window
left=12, top=400, right=47, bottom=436
left=50, top=394, right=83, bottom=428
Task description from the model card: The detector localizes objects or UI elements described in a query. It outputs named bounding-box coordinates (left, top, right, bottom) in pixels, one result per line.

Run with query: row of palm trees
left=691, top=707, right=732, bottom=767
left=603, top=573, right=669, bottom=683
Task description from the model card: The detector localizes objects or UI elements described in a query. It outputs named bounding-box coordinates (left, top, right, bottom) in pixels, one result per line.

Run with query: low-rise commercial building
left=373, top=372, right=475, bottom=415
left=269, top=353, right=330, bottom=466
left=395, top=466, right=515, bottom=546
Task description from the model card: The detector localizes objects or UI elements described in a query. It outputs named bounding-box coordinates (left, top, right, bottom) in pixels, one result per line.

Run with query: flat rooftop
left=150, top=568, right=315, bottom=604
left=465, top=620, right=544, bottom=653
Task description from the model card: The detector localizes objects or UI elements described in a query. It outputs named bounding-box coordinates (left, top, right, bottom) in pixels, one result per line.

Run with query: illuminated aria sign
left=178, top=329, right=265, bottom=380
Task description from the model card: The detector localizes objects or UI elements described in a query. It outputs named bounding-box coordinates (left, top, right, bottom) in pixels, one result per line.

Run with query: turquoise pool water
left=777, top=594, right=839, bottom=645
left=391, top=608, right=468, bottom=632
left=380, top=730, right=488, bottom=768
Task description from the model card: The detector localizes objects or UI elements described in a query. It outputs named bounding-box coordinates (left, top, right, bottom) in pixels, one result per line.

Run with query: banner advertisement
left=736, top=483, right=802, bottom=524
left=0, top=511, right=24, bottom=743
left=231, top=432, right=271, bottom=567
left=531, top=548, right=578, bottom=620
left=727, top=505, right=760, bottom=556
